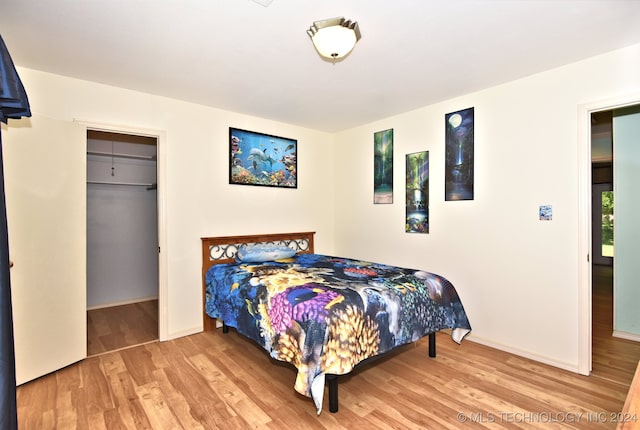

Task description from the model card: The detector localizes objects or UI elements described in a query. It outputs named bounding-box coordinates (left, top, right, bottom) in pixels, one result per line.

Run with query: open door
left=3, top=115, right=86, bottom=384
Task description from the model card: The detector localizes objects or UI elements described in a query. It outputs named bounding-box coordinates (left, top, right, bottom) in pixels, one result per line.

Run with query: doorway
left=590, top=110, right=615, bottom=380
left=591, top=109, right=614, bottom=269
left=588, top=105, right=640, bottom=383
left=86, top=130, right=159, bottom=355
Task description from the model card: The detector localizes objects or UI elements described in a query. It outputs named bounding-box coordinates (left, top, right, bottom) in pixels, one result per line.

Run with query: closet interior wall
left=86, top=131, right=158, bottom=309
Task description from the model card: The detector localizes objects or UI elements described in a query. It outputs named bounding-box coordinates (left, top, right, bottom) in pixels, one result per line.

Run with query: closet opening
left=86, top=130, right=159, bottom=356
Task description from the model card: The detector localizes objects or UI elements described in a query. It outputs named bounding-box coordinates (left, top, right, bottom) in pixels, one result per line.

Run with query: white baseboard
left=465, top=334, right=584, bottom=375
left=167, top=326, right=202, bottom=340
left=613, top=330, right=640, bottom=343
left=87, top=295, right=158, bottom=311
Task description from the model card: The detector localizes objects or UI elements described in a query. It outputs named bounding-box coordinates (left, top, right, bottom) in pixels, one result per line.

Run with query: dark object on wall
left=0, top=32, right=32, bottom=430
left=445, top=107, right=474, bottom=201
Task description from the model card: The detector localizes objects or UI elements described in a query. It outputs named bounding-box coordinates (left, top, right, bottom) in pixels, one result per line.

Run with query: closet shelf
left=87, top=150, right=156, bottom=161
left=88, top=180, right=157, bottom=190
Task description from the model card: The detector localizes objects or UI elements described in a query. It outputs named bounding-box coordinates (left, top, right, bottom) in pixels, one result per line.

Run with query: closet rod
left=87, top=150, right=156, bottom=161
left=87, top=180, right=156, bottom=189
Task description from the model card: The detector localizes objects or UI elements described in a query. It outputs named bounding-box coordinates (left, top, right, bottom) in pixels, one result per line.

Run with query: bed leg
left=203, top=315, right=216, bottom=332
left=327, top=374, right=338, bottom=413
left=428, top=332, right=436, bottom=357
left=222, top=322, right=229, bottom=334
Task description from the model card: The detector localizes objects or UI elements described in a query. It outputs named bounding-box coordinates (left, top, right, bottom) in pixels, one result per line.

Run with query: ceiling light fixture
left=250, top=0, right=274, bottom=6
left=307, top=17, right=361, bottom=62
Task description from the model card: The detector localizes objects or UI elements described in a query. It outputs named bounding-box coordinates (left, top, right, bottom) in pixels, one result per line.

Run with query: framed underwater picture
left=229, top=127, right=297, bottom=188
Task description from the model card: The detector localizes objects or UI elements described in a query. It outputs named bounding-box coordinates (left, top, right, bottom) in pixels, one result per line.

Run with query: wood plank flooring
left=16, top=273, right=640, bottom=429
left=87, top=300, right=158, bottom=356
left=17, top=329, right=635, bottom=429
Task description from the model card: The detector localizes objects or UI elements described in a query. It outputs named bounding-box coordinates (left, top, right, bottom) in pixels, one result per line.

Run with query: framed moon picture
left=445, top=107, right=474, bottom=201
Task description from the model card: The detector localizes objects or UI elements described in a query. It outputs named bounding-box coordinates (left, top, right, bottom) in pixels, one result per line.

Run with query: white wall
left=14, top=67, right=336, bottom=339
left=333, top=43, right=640, bottom=371
left=11, top=42, right=640, bottom=373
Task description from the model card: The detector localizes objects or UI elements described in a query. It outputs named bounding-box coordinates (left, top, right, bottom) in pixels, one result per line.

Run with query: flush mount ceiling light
left=307, top=17, right=361, bottom=62
left=250, top=0, right=275, bottom=6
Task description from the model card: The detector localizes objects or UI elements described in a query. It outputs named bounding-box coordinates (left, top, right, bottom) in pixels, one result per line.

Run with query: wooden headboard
left=201, top=231, right=316, bottom=331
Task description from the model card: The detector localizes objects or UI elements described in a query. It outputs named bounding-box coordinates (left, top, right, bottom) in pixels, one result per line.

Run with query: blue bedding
left=205, top=253, right=471, bottom=413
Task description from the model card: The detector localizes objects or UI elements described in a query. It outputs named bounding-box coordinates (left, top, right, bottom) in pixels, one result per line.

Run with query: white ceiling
left=2, top=0, right=640, bottom=133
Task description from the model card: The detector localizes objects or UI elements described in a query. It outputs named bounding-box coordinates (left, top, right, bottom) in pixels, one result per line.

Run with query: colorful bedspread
left=205, top=253, right=471, bottom=413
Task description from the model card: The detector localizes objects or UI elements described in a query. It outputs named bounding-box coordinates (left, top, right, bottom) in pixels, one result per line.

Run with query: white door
left=3, top=115, right=86, bottom=384
left=612, top=106, right=640, bottom=336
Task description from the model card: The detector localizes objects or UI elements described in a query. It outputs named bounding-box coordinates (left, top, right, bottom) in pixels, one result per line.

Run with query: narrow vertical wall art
left=374, top=128, right=393, bottom=204
left=405, top=151, right=429, bottom=233
left=445, top=107, right=474, bottom=201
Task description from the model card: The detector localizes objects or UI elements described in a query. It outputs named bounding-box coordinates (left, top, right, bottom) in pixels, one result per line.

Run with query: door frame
left=77, top=120, right=168, bottom=342
left=578, top=92, right=640, bottom=375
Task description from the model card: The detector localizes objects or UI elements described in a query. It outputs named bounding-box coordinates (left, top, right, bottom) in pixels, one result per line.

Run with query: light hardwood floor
left=87, top=300, right=159, bottom=356
left=16, top=277, right=640, bottom=429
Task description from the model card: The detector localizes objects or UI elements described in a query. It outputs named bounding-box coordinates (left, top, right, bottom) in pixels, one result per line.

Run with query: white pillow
left=235, top=243, right=296, bottom=263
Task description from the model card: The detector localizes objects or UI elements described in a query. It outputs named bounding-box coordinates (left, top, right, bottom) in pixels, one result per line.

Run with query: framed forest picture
left=374, top=128, right=393, bottom=204
left=405, top=150, right=429, bottom=233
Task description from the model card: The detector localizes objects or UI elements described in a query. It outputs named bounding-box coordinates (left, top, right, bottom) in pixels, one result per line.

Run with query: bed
left=201, top=232, right=471, bottom=414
